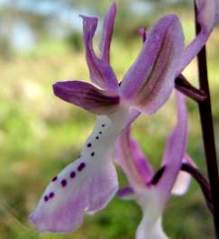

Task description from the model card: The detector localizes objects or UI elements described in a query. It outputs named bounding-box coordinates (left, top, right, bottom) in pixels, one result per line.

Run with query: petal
left=100, top=3, right=117, bottom=63
left=53, top=81, right=120, bottom=114
left=29, top=157, right=118, bottom=232
left=178, top=0, right=216, bottom=73
left=116, top=126, right=154, bottom=189
left=156, top=92, right=188, bottom=203
left=171, top=154, right=194, bottom=196
left=120, top=15, right=184, bottom=114
left=81, top=15, right=118, bottom=92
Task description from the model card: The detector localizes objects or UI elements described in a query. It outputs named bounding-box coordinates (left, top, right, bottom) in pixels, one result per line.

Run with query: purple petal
left=116, top=126, right=154, bottom=189
left=53, top=81, right=120, bottom=114
left=178, top=0, right=217, bottom=73
left=100, top=3, right=117, bottom=63
left=120, top=15, right=184, bottom=114
left=156, top=92, right=188, bottom=203
left=81, top=15, right=118, bottom=92
left=29, top=158, right=118, bottom=232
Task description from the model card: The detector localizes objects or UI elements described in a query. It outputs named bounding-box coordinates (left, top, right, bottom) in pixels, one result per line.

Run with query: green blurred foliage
left=0, top=1, right=219, bottom=239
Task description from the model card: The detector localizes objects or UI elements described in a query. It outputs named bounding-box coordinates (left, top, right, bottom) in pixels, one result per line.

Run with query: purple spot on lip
left=78, top=162, right=86, bottom=172
left=101, top=124, right=105, bottom=127
left=44, top=195, right=49, bottom=202
left=96, top=136, right=99, bottom=140
left=61, top=179, right=67, bottom=187
left=70, top=171, right=76, bottom=178
left=87, top=143, right=92, bottom=147
left=52, top=176, right=57, bottom=182
left=91, top=152, right=95, bottom=157
left=49, top=192, right=55, bottom=199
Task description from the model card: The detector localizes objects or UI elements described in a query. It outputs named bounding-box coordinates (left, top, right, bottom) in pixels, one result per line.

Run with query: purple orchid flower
left=116, top=92, right=190, bottom=239
left=30, top=1, right=217, bottom=233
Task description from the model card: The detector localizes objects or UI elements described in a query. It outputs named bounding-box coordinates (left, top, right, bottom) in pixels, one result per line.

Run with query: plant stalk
left=175, top=74, right=207, bottom=102
left=195, top=3, right=219, bottom=237
left=181, top=163, right=213, bottom=213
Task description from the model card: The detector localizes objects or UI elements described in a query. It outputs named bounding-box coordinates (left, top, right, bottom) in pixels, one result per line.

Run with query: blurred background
left=0, top=0, right=219, bottom=238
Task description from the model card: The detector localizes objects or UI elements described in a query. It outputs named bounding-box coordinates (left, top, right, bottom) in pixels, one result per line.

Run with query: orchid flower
left=30, top=1, right=216, bottom=233
left=116, top=92, right=190, bottom=239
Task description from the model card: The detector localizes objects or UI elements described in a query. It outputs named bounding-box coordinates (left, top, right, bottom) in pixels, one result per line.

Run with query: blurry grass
left=0, top=16, right=219, bottom=239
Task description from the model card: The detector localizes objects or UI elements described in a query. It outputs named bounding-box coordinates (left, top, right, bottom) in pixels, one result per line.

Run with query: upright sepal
left=100, top=3, right=117, bottom=63
left=120, top=15, right=184, bottom=114
left=81, top=15, right=118, bottom=93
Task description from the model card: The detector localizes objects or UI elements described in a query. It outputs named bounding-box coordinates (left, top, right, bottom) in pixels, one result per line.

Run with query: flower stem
left=181, top=163, right=213, bottom=213
left=195, top=3, right=219, bottom=237
left=175, top=74, right=207, bottom=102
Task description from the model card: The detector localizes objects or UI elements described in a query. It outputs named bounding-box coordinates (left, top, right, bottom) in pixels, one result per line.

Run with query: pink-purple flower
left=116, top=93, right=191, bottom=239
left=29, top=0, right=218, bottom=235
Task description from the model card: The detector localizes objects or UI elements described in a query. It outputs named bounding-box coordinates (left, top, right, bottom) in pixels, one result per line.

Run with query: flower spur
left=29, top=0, right=217, bottom=233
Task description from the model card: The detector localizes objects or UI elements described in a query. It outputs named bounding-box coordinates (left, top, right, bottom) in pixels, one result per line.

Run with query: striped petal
left=120, top=15, right=184, bottom=114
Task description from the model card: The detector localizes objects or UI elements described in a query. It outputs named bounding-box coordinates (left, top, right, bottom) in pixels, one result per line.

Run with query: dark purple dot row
left=45, top=162, right=87, bottom=202
left=52, top=176, right=57, bottom=182
left=44, top=124, right=107, bottom=203
left=58, top=162, right=87, bottom=188
left=44, top=192, right=55, bottom=202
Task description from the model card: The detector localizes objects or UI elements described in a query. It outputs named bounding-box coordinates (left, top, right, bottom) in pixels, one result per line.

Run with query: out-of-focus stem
left=195, top=3, right=219, bottom=237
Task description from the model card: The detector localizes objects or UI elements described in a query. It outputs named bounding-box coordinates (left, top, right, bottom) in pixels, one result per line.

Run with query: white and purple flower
left=29, top=0, right=217, bottom=234
left=116, top=93, right=191, bottom=239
